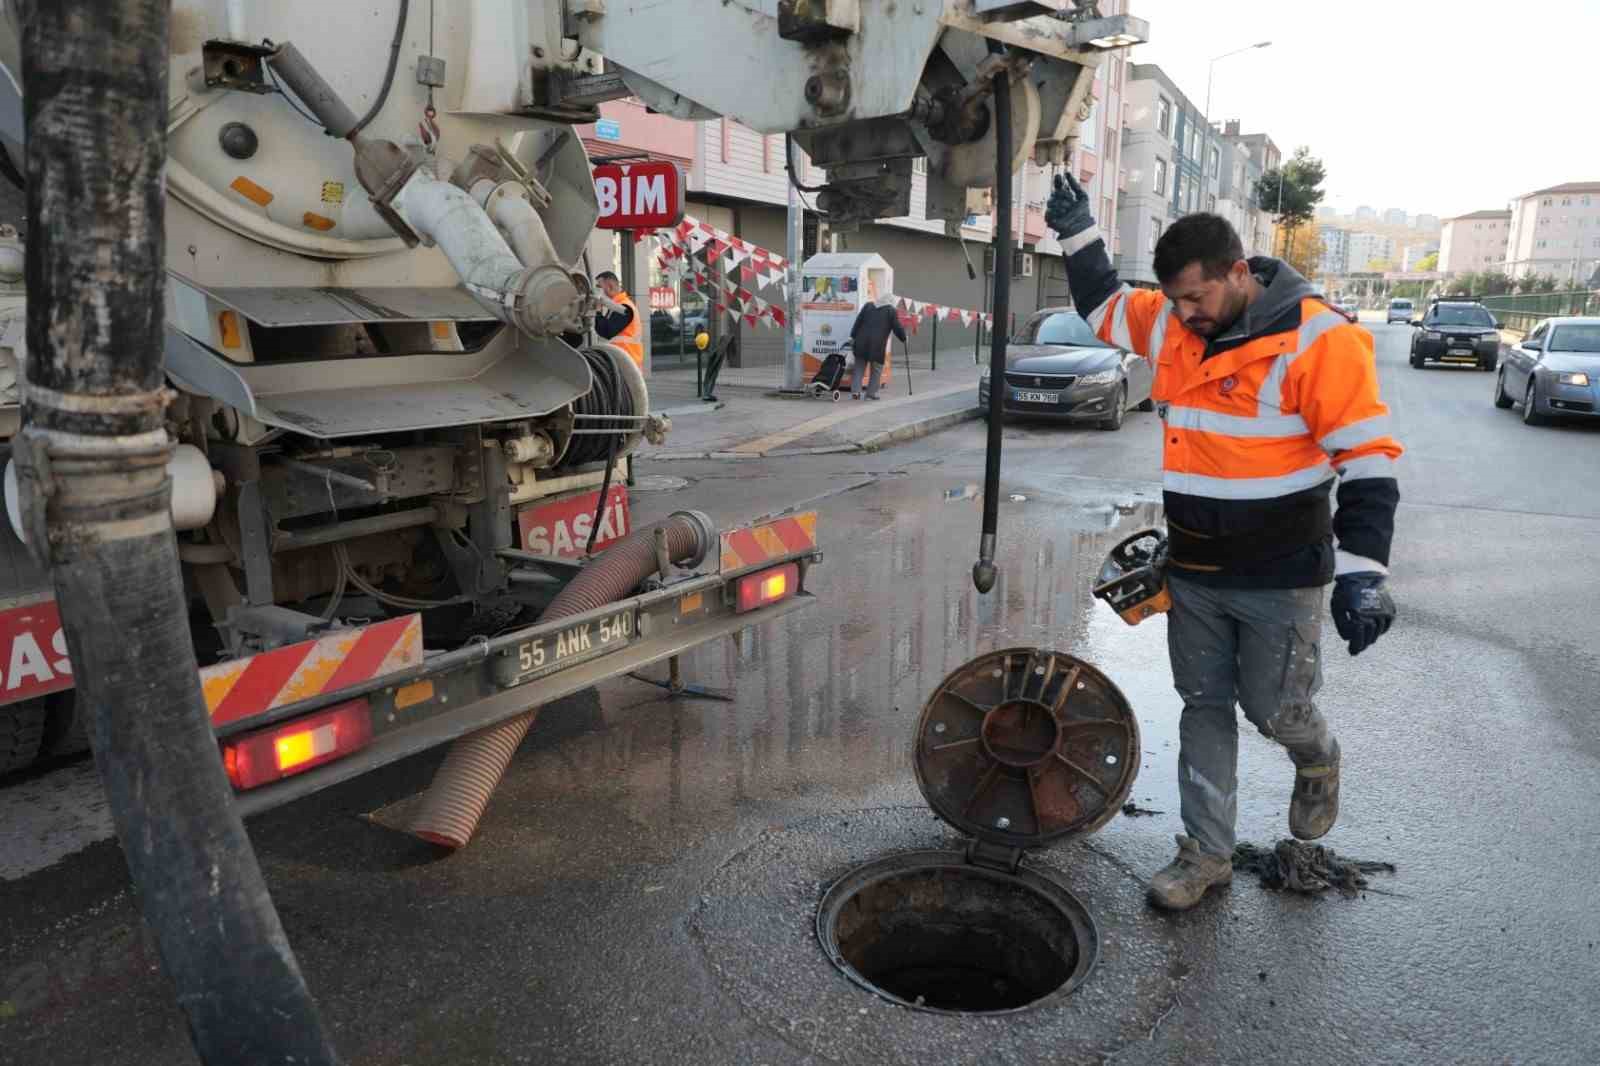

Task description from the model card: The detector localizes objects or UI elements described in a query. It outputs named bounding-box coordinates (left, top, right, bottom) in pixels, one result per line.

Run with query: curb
left=855, top=406, right=983, bottom=453
left=657, top=400, right=725, bottom=418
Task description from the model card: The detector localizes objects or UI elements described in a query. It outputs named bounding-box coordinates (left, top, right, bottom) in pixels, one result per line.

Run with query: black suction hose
left=347, top=0, right=409, bottom=138
left=973, top=66, right=1012, bottom=595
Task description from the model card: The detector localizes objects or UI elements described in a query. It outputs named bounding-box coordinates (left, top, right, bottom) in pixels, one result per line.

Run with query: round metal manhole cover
left=913, top=648, right=1141, bottom=848
left=630, top=474, right=691, bottom=492
left=816, top=850, right=1097, bottom=1015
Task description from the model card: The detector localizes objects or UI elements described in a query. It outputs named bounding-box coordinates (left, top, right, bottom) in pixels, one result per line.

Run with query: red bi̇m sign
left=592, top=161, right=685, bottom=230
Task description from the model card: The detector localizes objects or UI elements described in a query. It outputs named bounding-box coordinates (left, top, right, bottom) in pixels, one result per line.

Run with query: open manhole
left=817, top=648, right=1139, bottom=1015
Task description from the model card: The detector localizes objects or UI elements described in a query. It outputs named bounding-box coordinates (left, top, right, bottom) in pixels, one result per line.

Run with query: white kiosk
left=799, top=252, right=895, bottom=390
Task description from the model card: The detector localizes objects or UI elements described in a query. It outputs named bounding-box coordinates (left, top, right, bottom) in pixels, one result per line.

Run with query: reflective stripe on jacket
left=1066, top=236, right=1401, bottom=588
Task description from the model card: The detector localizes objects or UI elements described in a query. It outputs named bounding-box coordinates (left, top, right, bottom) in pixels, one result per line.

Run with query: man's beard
left=1192, top=286, right=1248, bottom=339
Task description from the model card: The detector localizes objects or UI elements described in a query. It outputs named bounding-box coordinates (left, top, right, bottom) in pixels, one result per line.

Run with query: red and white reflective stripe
left=719, top=512, right=817, bottom=573
left=201, top=614, right=423, bottom=727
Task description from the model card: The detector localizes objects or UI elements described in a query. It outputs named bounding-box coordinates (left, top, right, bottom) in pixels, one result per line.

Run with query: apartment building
left=1503, top=181, right=1600, bottom=283
left=1114, top=64, right=1219, bottom=285
left=1401, top=243, right=1439, bottom=271
left=1216, top=120, right=1273, bottom=257
left=1382, top=208, right=1407, bottom=226
left=1346, top=232, right=1396, bottom=272
left=1438, top=209, right=1512, bottom=274
left=1317, top=225, right=1349, bottom=275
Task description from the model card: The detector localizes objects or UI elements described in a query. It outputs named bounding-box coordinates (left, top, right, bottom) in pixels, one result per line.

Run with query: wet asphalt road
left=2, top=320, right=1598, bottom=1065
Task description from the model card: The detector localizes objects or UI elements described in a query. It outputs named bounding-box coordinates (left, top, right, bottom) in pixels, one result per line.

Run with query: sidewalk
left=640, top=356, right=984, bottom=459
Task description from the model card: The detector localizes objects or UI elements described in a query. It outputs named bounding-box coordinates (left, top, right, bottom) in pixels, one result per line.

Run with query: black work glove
left=1045, top=172, right=1096, bottom=241
left=1330, top=572, right=1396, bottom=656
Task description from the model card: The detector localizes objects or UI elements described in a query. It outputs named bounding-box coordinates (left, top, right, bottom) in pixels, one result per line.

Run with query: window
left=1031, top=313, right=1112, bottom=347
left=1562, top=198, right=1572, bottom=206
left=1148, top=218, right=1162, bottom=255
left=1102, top=196, right=1114, bottom=225
left=1543, top=197, right=1553, bottom=205
left=1209, top=146, right=1220, bottom=178
left=1157, top=96, right=1172, bottom=135
left=1584, top=196, right=1592, bottom=207
left=1188, top=126, right=1198, bottom=158
left=1548, top=325, right=1600, bottom=353
left=1153, top=157, right=1168, bottom=195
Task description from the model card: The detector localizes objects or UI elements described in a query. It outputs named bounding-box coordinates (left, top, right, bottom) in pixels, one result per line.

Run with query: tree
left=1281, top=227, right=1324, bottom=278
left=1446, top=272, right=1478, bottom=295
left=1479, top=271, right=1514, bottom=296
left=1416, top=252, right=1438, bottom=272
left=1254, top=147, right=1327, bottom=261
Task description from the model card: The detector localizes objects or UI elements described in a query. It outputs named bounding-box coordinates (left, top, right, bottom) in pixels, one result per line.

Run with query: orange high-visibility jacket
left=1067, top=248, right=1401, bottom=587
left=609, top=290, right=644, bottom=369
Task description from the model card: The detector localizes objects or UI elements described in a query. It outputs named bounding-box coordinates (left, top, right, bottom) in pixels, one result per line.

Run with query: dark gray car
left=978, top=308, right=1154, bottom=430
left=1495, top=316, right=1600, bottom=425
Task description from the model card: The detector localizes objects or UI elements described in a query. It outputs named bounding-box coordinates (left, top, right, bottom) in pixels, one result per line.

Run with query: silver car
left=1495, top=316, right=1600, bottom=425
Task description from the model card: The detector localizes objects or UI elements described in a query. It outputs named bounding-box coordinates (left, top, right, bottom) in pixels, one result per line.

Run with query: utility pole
left=1201, top=41, right=1270, bottom=230
left=783, top=155, right=803, bottom=391
left=17, top=3, right=337, bottom=1063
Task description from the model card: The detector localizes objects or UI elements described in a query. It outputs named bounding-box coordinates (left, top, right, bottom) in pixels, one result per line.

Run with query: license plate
left=1446, top=348, right=1473, bottom=356
left=502, top=607, right=636, bottom=686
left=1013, top=389, right=1057, bottom=404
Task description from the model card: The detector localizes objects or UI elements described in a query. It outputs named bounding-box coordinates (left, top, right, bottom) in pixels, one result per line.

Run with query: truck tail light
left=735, top=562, right=798, bottom=613
left=221, top=699, right=373, bottom=791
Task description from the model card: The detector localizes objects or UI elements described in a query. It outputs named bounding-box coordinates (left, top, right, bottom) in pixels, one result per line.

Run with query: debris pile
left=1232, top=839, right=1396, bottom=898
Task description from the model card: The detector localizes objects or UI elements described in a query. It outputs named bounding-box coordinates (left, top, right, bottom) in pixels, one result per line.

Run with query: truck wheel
left=0, top=699, right=49, bottom=775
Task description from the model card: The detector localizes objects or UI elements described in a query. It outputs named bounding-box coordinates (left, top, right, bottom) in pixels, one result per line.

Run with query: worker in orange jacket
left=594, top=270, right=644, bottom=369
left=1048, top=174, right=1401, bottom=911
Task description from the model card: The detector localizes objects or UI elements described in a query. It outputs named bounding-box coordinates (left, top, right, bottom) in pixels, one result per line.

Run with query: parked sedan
left=978, top=308, right=1153, bottom=430
left=1494, top=316, right=1600, bottom=426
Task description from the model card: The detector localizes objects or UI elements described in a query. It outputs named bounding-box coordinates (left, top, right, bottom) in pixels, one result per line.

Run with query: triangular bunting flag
left=960, top=309, right=974, bottom=328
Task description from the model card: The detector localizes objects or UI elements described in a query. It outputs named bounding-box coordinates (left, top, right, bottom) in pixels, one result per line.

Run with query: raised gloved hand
left=1045, top=172, right=1096, bottom=241
left=1330, top=573, right=1396, bottom=656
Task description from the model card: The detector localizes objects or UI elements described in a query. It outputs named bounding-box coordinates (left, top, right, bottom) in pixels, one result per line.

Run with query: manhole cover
left=631, top=474, right=690, bottom=492
left=817, top=850, right=1097, bottom=1015
left=811, top=648, right=1140, bottom=1016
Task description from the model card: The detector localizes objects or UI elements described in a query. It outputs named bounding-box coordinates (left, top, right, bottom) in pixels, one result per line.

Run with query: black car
left=1410, top=298, right=1502, bottom=370
left=978, top=307, right=1154, bottom=430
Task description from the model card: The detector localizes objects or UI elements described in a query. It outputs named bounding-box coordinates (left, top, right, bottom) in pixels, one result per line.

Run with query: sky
left=1123, top=0, right=1598, bottom=219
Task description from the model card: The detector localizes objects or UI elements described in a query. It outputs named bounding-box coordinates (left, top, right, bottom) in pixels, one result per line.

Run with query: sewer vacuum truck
left=0, top=0, right=1138, bottom=845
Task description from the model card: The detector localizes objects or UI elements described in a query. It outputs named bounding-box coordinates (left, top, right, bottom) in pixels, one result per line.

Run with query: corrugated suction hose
left=401, top=510, right=714, bottom=848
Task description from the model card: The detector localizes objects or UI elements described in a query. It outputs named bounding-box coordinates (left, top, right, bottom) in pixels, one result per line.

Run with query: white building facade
left=1438, top=209, right=1511, bottom=274
left=1503, top=182, right=1600, bottom=283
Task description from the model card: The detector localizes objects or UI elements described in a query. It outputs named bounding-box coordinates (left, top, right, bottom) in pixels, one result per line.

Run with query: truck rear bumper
left=234, top=591, right=812, bottom=815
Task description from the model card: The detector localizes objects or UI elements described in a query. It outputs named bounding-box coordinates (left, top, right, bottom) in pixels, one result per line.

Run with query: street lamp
left=1200, top=40, right=1270, bottom=240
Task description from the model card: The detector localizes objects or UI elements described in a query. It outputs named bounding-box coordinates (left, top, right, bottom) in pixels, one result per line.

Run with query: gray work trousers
left=848, top=359, right=883, bottom=398
left=1167, top=576, right=1336, bottom=857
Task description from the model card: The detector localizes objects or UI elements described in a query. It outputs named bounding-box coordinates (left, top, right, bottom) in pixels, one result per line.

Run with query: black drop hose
left=973, top=66, right=1012, bottom=595
left=347, top=0, right=409, bottom=139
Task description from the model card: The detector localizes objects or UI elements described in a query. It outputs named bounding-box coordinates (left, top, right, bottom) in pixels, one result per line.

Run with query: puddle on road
left=513, top=478, right=1182, bottom=835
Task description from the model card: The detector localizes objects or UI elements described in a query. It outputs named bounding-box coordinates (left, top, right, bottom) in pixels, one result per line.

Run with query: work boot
left=1289, top=741, right=1341, bottom=841
left=1147, top=834, right=1233, bottom=911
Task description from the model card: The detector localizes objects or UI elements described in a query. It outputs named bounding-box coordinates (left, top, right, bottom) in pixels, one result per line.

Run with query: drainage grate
left=817, top=851, right=1098, bottom=1015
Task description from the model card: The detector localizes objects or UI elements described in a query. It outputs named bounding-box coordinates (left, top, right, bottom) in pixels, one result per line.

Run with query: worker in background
left=594, top=270, right=644, bottom=369
left=1047, top=174, right=1402, bottom=912
left=846, top=294, right=906, bottom=400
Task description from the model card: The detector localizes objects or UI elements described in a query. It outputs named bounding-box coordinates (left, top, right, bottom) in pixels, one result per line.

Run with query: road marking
left=0, top=761, right=114, bottom=881
left=733, top=381, right=972, bottom=455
